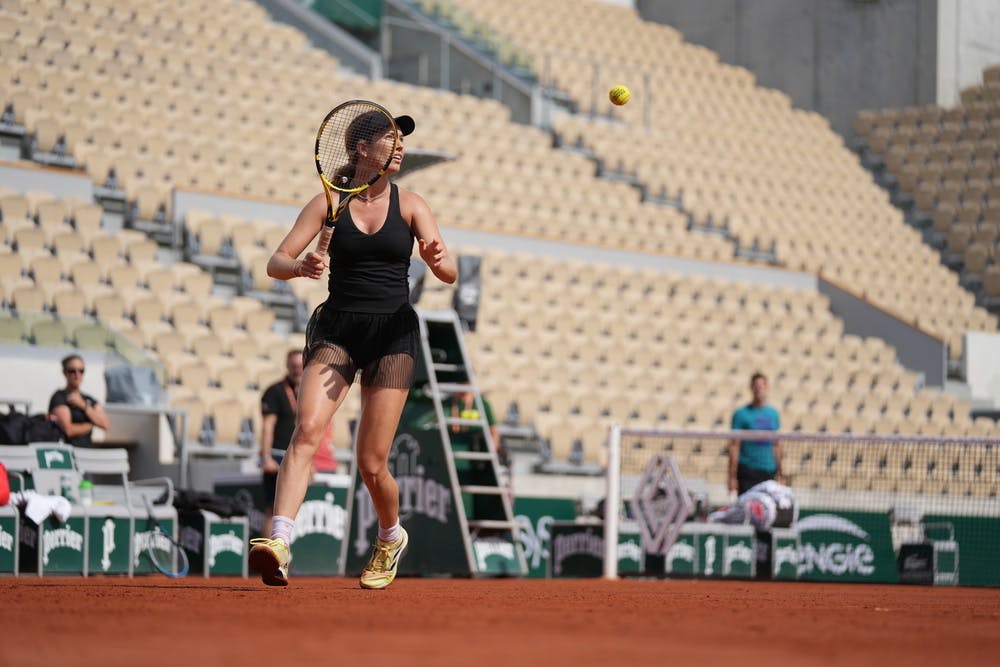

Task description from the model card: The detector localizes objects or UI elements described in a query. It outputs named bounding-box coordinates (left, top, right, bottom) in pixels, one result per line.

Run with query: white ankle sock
left=378, top=521, right=400, bottom=543
left=271, top=515, right=295, bottom=545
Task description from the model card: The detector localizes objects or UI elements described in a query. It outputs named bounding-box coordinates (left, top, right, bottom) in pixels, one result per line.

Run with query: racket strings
left=317, top=102, right=396, bottom=191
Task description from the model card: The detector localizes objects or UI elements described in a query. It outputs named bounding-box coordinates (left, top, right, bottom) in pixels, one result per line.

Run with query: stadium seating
left=1, top=0, right=996, bottom=496
left=854, top=64, right=1000, bottom=329
left=0, top=187, right=292, bottom=449
left=448, top=247, right=991, bottom=471
left=424, top=0, right=997, bottom=363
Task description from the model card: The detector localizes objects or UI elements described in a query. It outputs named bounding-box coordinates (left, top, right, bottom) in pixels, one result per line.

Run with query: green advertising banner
left=0, top=510, right=17, bottom=574
left=513, top=496, right=577, bottom=578
left=472, top=536, right=521, bottom=575
left=665, top=524, right=755, bottom=578
left=923, top=514, right=1000, bottom=587
left=20, top=515, right=86, bottom=575
left=344, top=427, right=469, bottom=577
left=214, top=475, right=348, bottom=576
left=86, top=515, right=131, bottom=575
left=33, top=446, right=74, bottom=470
left=771, top=528, right=800, bottom=580
left=179, top=511, right=249, bottom=577
left=290, top=484, right=348, bottom=575
left=666, top=512, right=896, bottom=583
left=794, top=510, right=898, bottom=584
left=548, top=521, right=643, bottom=578
left=132, top=516, right=177, bottom=575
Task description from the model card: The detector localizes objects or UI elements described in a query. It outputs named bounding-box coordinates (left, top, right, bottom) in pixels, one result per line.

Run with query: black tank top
left=327, top=184, right=414, bottom=313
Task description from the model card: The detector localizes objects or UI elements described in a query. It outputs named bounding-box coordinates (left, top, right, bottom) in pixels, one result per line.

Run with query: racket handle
left=315, top=224, right=334, bottom=256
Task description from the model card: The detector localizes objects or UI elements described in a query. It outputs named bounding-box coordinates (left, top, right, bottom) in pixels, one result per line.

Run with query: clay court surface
left=3, top=577, right=999, bottom=667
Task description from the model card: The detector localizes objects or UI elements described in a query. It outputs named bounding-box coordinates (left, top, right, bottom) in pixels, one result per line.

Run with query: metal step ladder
left=417, top=309, right=528, bottom=576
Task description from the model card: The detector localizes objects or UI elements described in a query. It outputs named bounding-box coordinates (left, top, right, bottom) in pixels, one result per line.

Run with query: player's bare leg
left=250, top=357, right=350, bottom=585
left=356, top=383, right=409, bottom=589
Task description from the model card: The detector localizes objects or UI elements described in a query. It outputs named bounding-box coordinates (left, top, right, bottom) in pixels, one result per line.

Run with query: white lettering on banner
left=294, top=493, right=346, bottom=543
left=0, top=524, right=13, bottom=552
left=798, top=543, right=875, bottom=576
left=724, top=542, right=753, bottom=573
left=796, top=514, right=870, bottom=540
left=209, top=530, right=245, bottom=567
left=795, top=514, right=877, bottom=577
left=43, top=450, right=66, bottom=467
left=703, top=535, right=716, bottom=576
left=515, top=514, right=554, bottom=569
left=101, top=519, right=116, bottom=572
left=551, top=532, right=604, bottom=575
left=42, top=526, right=84, bottom=565
left=617, top=540, right=643, bottom=564
left=774, top=544, right=799, bottom=572
left=474, top=540, right=516, bottom=571
left=133, top=530, right=173, bottom=566
left=355, top=434, right=451, bottom=557
left=667, top=540, right=695, bottom=568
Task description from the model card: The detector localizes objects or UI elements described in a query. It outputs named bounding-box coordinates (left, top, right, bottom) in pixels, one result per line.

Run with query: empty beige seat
left=89, top=234, right=123, bottom=268
left=209, top=399, right=250, bottom=446
left=92, top=293, right=125, bottom=320
left=172, top=395, right=207, bottom=442
left=31, top=318, right=68, bottom=346
left=72, top=203, right=104, bottom=238
left=10, top=285, right=47, bottom=314
left=51, top=288, right=88, bottom=317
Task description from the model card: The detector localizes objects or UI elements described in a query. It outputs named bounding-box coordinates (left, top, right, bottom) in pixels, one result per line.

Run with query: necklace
left=356, top=187, right=389, bottom=203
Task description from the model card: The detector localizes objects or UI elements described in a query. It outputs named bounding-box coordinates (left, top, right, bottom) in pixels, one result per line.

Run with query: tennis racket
left=313, top=100, right=399, bottom=255
left=141, top=492, right=190, bottom=578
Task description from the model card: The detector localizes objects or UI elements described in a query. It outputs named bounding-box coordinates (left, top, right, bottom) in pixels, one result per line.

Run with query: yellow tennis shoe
left=360, top=527, right=408, bottom=590
left=249, top=538, right=291, bottom=587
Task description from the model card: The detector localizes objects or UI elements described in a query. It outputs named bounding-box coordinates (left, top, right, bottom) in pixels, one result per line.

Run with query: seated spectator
left=48, top=354, right=110, bottom=447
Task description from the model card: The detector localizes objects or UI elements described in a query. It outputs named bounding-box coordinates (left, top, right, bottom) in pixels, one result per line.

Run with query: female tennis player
left=249, top=111, right=456, bottom=588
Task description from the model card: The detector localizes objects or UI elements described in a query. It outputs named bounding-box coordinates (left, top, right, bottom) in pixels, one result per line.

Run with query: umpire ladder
left=418, top=309, right=528, bottom=576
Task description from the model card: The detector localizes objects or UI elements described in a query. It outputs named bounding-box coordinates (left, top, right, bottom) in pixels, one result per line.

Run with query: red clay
left=3, top=577, right=999, bottom=667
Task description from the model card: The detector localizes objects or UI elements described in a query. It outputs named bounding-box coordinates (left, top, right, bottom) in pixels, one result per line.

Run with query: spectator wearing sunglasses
left=48, top=354, right=110, bottom=447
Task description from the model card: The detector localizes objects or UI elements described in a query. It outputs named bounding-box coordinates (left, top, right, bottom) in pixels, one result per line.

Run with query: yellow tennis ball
left=609, top=85, right=631, bottom=106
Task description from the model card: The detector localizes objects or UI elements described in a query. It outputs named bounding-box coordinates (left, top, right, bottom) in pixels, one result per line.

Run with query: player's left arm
left=403, top=189, right=457, bottom=284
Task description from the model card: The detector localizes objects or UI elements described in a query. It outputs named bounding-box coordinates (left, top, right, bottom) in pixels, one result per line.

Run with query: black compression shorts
left=303, top=303, right=419, bottom=389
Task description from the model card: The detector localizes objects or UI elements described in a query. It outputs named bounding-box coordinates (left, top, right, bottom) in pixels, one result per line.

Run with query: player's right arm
left=267, top=193, right=329, bottom=280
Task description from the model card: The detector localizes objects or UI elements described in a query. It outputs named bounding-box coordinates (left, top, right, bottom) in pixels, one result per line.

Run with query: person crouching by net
left=709, top=479, right=797, bottom=578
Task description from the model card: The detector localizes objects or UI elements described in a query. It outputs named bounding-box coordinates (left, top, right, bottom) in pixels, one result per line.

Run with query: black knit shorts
left=303, top=303, right=419, bottom=389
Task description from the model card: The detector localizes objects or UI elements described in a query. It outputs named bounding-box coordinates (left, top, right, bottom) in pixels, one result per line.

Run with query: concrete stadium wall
left=936, top=0, right=1000, bottom=106
left=381, top=0, right=538, bottom=124
left=818, top=277, right=947, bottom=387
left=637, top=0, right=939, bottom=139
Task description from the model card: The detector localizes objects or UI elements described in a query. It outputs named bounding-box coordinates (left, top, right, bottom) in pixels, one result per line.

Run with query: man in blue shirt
left=728, top=372, right=783, bottom=495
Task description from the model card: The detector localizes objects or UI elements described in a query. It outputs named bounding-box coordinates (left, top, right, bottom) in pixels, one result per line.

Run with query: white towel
left=10, top=490, right=73, bottom=524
